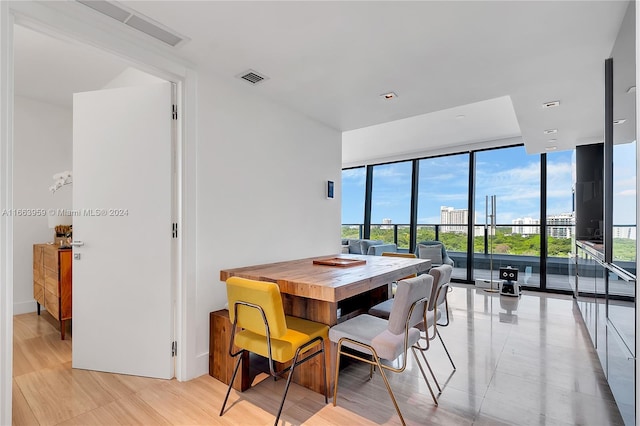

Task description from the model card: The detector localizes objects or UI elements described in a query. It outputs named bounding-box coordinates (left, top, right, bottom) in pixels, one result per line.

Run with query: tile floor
left=426, top=285, right=626, bottom=425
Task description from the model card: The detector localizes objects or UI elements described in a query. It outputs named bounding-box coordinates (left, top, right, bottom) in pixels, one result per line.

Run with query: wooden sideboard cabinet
left=33, top=244, right=72, bottom=340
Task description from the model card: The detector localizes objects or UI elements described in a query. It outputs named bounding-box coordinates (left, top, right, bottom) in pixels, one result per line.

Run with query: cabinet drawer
left=33, top=283, right=44, bottom=306
left=44, top=268, right=59, bottom=296
left=44, top=290, right=59, bottom=320
left=33, top=245, right=43, bottom=264
left=43, top=247, right=58, bottom=272
left=33, top=263, right=44, bottom=285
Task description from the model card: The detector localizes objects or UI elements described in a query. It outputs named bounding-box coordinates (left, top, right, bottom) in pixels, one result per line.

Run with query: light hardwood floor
left=13, top=286, right=626, bottom=425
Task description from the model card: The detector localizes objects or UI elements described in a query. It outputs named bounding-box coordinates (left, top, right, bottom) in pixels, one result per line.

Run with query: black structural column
left=604, top=58, right=613, bottom=264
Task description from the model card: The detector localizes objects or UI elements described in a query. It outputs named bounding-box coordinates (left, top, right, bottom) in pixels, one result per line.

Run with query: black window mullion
left=363, top=165, right=373, bottom=239
left=540, top=153, right=548, bottom=290
left=467, top=152, right=476, bottom=282
left=409, top=160, right=419, bottom=253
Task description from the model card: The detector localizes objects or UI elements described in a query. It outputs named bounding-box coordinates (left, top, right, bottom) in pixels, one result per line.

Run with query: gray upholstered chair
left=341, top=238, right=397, bottom=255
left=329, top=274, right=437, bottom=424
left=368, top=264, right=456, bottom=392
left=382, top=252, right=417, bottom=296
left=415, top=241, right=454, bottom=267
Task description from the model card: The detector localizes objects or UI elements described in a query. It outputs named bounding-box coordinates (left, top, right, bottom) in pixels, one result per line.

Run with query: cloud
left=614, top=176, right=636, bottom=188
left=476, top=161, right=540, bottom=187
left=342, top=168, right=366, bottom=185
left=546, top=160, right=573, bottom=176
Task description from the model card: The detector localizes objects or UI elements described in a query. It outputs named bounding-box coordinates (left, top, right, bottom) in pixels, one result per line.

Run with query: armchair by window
left=341, top=239, right=397, bottom=255
left=415, top=241, right=454, bottom=267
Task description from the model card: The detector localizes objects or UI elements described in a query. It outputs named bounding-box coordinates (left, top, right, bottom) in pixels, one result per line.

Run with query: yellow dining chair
left=220, top=277, right=329, bottom=425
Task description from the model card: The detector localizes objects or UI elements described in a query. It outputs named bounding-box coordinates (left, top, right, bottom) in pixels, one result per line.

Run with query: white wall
left=3, top=2, right=342, bottom=392
left=193, top=75, right=342, bottom=374
left=13, top=95, right=72, bottom=314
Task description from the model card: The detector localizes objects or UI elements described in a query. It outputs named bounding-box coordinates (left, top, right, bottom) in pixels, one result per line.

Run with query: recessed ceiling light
left=548, top=139, right=557, bottom=143
left=614, top=119, right=626, bottom=125
left=380, top=92, right=397, bottom=100
left=542, top=100, right=560, bottom=109
left=543, top=129, right=557, bottom=135
left=627, top=86, right=636, bottom=94
left=455, top=114, right=466, bottom=119
left=545, top=146, right=557, bottom=151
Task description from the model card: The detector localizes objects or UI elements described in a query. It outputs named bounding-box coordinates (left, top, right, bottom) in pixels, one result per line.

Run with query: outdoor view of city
left=342, top=144, right=637, bottom=290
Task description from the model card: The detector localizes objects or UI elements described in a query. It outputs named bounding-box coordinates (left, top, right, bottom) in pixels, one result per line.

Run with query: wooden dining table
left=217, top=253, right=432, bottom=395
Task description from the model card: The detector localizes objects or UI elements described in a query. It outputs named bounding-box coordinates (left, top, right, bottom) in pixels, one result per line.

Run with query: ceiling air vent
left=542, top=100, right=560, bottom=109
left=77, top=0, right=188, bottom=47
left=236, top=70, right=269, bottom=85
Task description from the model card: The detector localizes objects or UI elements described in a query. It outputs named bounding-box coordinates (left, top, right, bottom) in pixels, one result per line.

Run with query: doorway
left=11, top=20, right=177, bottom=414
left=2, top=3, right=197, bottom=422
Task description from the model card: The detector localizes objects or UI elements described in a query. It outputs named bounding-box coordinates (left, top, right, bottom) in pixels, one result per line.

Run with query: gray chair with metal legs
left=416, top=264, right=456, bottom=392
left=329, top=274, right=437, bottom=425
left=368, top=264, right=456, bottom=392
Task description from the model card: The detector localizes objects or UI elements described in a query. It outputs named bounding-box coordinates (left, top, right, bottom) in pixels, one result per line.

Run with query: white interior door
left=72, top=82, right=174, bottom=379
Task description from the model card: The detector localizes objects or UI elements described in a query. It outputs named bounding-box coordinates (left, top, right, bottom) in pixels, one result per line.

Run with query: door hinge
left=172, top=223, right=178, bottom=238
left=172, top=341, right=177, bottom=357
left=172, top=104, right=178, bottom=120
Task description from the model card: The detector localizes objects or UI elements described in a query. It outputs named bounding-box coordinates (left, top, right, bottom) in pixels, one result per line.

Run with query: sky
left=342, top=143, right=637, bottom=226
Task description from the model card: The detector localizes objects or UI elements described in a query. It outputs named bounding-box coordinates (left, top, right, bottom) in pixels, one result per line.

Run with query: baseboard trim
left=13, top=300, right=39, bottom=315
left=194, top=352, right=209, bottom=380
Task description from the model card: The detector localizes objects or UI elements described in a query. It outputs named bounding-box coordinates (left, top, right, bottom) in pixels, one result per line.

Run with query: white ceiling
left=342, top=96, right=521, bottom=166
left=14, top=1, right=631, bottom=157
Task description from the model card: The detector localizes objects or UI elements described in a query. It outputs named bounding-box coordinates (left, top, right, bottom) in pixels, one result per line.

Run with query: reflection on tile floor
left=414, top=284, right=627, bottom=425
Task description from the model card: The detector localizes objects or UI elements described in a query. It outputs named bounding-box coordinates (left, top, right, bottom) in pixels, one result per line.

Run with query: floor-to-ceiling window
left=341, top=167, right=366, bottom=239
left=417, top=154, right=469, bottom=280
left=473, top=146, right=541, bottom=287
left=340, top=143, right=588, bottom=293
left=369, top=161, right=412, bottom=249
left=612, top=139, right=637, bottom=288
left=545, top=150, right=575, bottom=291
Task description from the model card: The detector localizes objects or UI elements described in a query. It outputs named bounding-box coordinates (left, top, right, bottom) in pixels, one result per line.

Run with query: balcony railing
left=342, top=223, right=576, bottom=256
left=341, top=222, right=590, bottom=292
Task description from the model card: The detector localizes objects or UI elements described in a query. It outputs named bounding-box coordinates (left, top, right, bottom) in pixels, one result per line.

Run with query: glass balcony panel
left=369, top=224, right=395, bottom=245
left=395, top=225, right=411, bottom=251
left=438, top=226, right=467, bottom=281
left=472, top=224, right=540, bottom=288
left=341, top=224, right=362, bottom=240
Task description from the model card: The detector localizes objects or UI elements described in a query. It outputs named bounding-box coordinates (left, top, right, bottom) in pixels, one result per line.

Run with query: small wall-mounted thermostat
left=327, top=180, right=334, bottom=199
